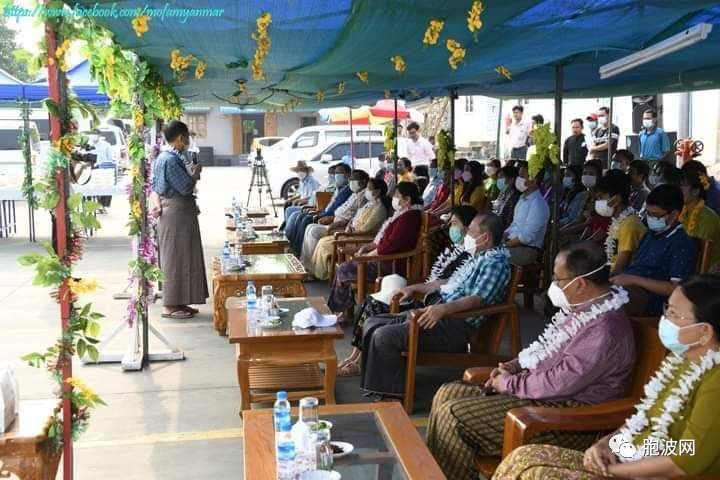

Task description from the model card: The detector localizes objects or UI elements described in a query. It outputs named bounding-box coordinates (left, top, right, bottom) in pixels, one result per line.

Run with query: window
left=326, top=131, right=351, bottom=142
left=301, top=116, right=317, bottom=127
left=295, top=132, right=318, bottom=148
left=370, top=142, right=385, bottom=157
left=328, top=143, right=351, bottom=159
left=357, top=130, right=383, bottom=137
left=186, top=114, right=208, bottom=137
left=465, top=96, right=474, bottom=113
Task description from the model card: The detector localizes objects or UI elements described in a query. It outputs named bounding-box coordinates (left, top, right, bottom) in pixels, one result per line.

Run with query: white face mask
left=515, top=177, right=528, bottom=192
left=463, top=234, right=477, bottom=255
left=643, top=119, right=654, bottom=129
left=364, top=189, right=375, bottom=202
left=594, top=199, right=615, bottom=217
left=392, top=196, right=402, bottom=210
left=598, top=116, right=608, bottom=126
left=547, top=263, right=608, bottom=310
left=350, top=180, right=362, bottom=193
left=581, top=175, right=597, bottom=188
left=298, top=171, right=307, bottom=179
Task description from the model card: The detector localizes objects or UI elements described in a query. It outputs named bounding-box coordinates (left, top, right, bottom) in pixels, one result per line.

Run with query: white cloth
left=300, top=224, right=328, bottom=268
left=94, top=138, right=114, bottom=166
left=405, top=136, right=434, bottom=165
left=0, top=363, right=19, bottom=433
left=292, top=308, right=337, bottom=328
left=507, top=120, right=531, bottom=149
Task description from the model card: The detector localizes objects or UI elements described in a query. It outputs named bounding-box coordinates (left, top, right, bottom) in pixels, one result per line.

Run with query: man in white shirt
left=504, top=161, right=550, bottom=266
left=404, top=121, right=434, bottom=166
left=187, top=131, right=200, bottom=164
left=505, top=105, right=531, bottom=160
left=90, top=132, right=115, bottom=209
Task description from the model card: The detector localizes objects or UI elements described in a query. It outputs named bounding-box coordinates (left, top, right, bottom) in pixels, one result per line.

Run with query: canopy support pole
left=45, top=14, right=73, bottom=479
left=495, top=98, right=503, bottom=159
left=550, top=64, right=564, bottom=275
left=393, top=98, right=398, bottom=181
left=450, top=89, right=456, bottom=211
left=608, top=97, right=615, bottom=168
left=349, top=107, right=354, bottom=169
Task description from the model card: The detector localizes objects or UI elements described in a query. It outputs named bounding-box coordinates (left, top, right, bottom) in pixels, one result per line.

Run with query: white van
left=0, top=120, right=42, bottom=180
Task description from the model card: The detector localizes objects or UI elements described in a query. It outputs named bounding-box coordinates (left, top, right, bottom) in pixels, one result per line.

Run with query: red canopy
left=370, top=99, right=410, bottom=119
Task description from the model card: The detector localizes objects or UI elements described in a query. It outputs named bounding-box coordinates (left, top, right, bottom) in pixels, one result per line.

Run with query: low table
left=243, top=402, right=446, bottom=480
left=227, top=231, right=289, bottom=255
left=0, top=399, right=61, bottom=480
left=227, top=297, right=342, bottom=411
left=225, top=216, right=279, bottom=233
left=212, top=254, right=307, bottom=335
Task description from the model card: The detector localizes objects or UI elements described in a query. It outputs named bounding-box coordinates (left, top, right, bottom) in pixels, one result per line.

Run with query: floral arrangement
left=435, top=129, right=455, bottom=171
left=18, top=101, right=37, bottom=210
left=356, top=71, right=368, bottom=84
left=679, top=199, right=704, bottom=235
left=467, top=1, right=484, bottom=41
left=251, top=12, right=272, bottom=81
left=446, top=39, right=466, bottom=70
left=390, top=55, right=406, bottom=74
left=604, top=207, right=636, bottom=264
left=384, top=124, right=395, bottom=157
left=426, top=245, right=469, bottom=283
left=527, top=123, right=559, bottom=178
left=170, top=49, right=196, bottom=82
left=337, top=81, right=345, bottom=95
left=195, top=61, right=206, bottom=80
left=423, top=19, right=444, bottom=46
left=54, top=39, right=71, bottom=72
left=495, top=65, right=512, bottom=80
left=518, top=288, right=629, bottom=369
left=618, top=349, right=720, bottom=460
left=131, top=15, right=150, bottom=38
left=315, top=91, right=325, bottom=103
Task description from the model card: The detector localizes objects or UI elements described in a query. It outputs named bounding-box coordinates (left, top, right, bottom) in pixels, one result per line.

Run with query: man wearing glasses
left=610, top=184, right=697, bottom=315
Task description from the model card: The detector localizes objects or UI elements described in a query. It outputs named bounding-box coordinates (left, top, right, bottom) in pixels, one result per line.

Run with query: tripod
left=246, top=149, right=278, bottom=217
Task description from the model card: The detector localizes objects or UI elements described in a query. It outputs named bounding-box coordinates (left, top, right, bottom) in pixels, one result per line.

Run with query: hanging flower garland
left=436, top=129, right=455, bottom=171
left=467, top=1, right=484, bottom=41
left=251, top=12, right=272, bottom=81
left=18, top=101, right=37, bottom=209
left=528, top=123, right=559, bottom=178
left=423, top=19, right=444, bottom=46
left=131, top=14, right=150, bottom=38
left=170, top=49, right=196, bottom=82
left=195, top=61, right=206, bottom=80
left=315, top=90, right=325, bottom=103
left=679, top=199, right=704, bottom=234
left=604, top=207, right=636, bottom=264
left=446, top=39, right=466, bottom=70
left=618, top=350, right=720, bottom=461
left=390, top=55, right=406, bottom=74
left=356, top=71, right=369, bottom=84
left=495, top=65, right=512, bottom=80
left=384, top=124, right=396, bottom=158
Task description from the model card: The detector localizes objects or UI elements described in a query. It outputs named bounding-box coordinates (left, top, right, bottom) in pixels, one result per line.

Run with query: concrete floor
left=0, top=167, right=547, bottom=479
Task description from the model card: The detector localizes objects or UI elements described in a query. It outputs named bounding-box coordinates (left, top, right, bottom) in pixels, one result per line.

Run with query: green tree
left=0, top=17, right=33, bottom=82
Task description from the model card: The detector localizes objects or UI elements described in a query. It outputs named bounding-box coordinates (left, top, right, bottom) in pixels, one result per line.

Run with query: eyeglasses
left=663, top=303, right=693, bottom=323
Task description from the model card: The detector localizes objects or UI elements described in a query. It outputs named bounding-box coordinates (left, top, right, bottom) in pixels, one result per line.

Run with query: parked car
left=0, top=120, right=42, bottom=180
left=270, top=139, right=385, bottom=199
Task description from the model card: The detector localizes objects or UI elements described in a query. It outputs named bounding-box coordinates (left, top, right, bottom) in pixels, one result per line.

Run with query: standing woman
left=152, top=120, right=209, bottom=319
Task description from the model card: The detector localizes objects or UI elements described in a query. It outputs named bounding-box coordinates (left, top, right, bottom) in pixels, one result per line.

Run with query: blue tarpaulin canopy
left=0, top=61, right=110, bottom=104
left=39, top=1, right=720, bottom=109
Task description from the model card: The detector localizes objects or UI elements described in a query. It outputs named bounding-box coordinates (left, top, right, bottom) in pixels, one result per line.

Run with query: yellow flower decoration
left=132, top=15, right=150, bottom=38
left=467, top=1, right=484, bottom=39
left=129, top=164, right=141, bottom=180
left=384, top=89, right=391, bottom=99
left=390, top=55, right=406, bottom=74
left=170, top=49, right=195, bottom=81
left=133, top=109, right=144, bottom=130
left=315, top=91, right=325, bottom=103
left=356, top=71, right=368, bottom=84
left=195, top=61, right=206, bottom=80
left=55, top=39, right=71, bottom=72
left=423, top=19, right=444, bottom=46
left=67, top=278, right=99, bottom=296
left=337, top=81, right=345, bottom=95
left=251, top=12, right=272, bottom=81
left=495, top=65, right=512, bottom=80
left=131, top=200, right=143, bottom=219
left=700, top=174, right=710, bottom=191
left=446, top=39, right=466, bottom=70
left=66, top=377, right=97, bottom=399
left=680, top=199, right=705, bottom=234
left=55, top=136, right=74, bottom=157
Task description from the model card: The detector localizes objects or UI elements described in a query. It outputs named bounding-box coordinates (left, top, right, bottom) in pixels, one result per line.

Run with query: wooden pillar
left=45, top=16, right=73, bottom=480
left=551, top=64, right=564, bottom=269
left=450, top=90, right=456, bottom=210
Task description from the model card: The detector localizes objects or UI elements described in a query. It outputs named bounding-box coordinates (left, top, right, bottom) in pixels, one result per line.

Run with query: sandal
left=162, top=309, right=194, bottom=319
left=182, top=306, right=200, bottom=314
left=338, top=360, right=361, bottom=377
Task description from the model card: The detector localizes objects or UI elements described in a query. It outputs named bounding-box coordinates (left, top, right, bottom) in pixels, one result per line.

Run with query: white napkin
left=292, top=308, right=338, bottom=329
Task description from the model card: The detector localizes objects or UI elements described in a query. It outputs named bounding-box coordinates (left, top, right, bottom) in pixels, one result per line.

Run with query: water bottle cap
left=276, top=391, right=288, bottom=400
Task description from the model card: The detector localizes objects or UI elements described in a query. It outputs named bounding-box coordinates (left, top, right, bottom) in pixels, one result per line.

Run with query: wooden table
left=243, top=402, right=446, bottom=480
left=227, top=230, right=289, bottom=255
left=212, top=254, right=307, bottom=335
left=227, top=297, right=342, bottom=411
left=225, top=215, right=279, bottom=232
left=0, top=399, right=61, bottom=480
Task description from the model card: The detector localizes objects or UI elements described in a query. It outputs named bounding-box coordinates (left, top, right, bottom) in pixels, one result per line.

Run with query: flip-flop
left=162, top=310, right=194, bottom=319
left=182, top=306, right=200, bottom=314
left=338, top=361, right=361, bottom=377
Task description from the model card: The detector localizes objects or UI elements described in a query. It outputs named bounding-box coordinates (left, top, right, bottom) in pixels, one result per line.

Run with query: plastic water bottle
left=274, top=391, right=295, bottom=480
left=222, top=241, right=231, bottom=272
left=291, top=397, right=319, bottom=474
left=246, top=281, right=257, bottom=310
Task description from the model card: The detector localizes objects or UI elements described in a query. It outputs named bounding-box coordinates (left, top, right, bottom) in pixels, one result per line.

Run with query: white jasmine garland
left=426, top=246, right=469, bottom=283
left=518, top=287, right=630, bottom=370
left=373, top=204, right=423, bottom=245
left=604, top=207, right=635, bottom=264
left=439, top=247, right=510, bottom=295
left=618, top=349, right=720, bottom=462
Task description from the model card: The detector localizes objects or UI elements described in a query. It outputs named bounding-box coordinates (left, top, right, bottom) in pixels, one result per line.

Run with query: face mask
left=562, top=177, right=575, bottom=189
left=598, top=116, right=608, bottom=126
left=335, top=174, right=348, bottom=186
left=649, top=174, right=663, bottom=186
left=391, top=196, right=402, bottom=210
left=595, top=199, right=614, bottom=217
left=349, top=180, right=362, bottom=193
left=462, top=171, right=473, bottom=182
left=581, top=175, right=597, bottom=188
left=658, top=316, right=703, bottom=354
left=496, top=178, right=507, bottom=191
left=587, top=121, right=597, bottom=130
left=547, top=263, right=607, bottom=310
left=328, top=175, right=336, bottom=186
left=643, top=119, right=654, bottom=129
left=364, top=189, right=375, bottom=202
left=486, top=166, right=498, bottom=177
left=647, top=214, right=669, bottom=233
left=463, top=234, right=477, bottom=255
left=515, top=177, right=528, bottom=192
left=449, top=226, right=464, bottom=245
left=429, top=168, right=438, bottom=178
left=298, top=171, right=307, bottom=179
left=610, top=161, right=623, bottom=171
left=454, top=169, right=463, bottom=180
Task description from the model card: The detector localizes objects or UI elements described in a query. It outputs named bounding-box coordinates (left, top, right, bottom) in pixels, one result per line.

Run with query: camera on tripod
left=252, top=147, right=265, bottom=167
left=71, top=143, right=98, bottom=166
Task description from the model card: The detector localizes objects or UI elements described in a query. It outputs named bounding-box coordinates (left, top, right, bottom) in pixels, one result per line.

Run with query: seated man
left=593, top=171, right=646, bottom=274
left=359, top=212, right=511, bottom=399
left=504, top=161, right=550, bottom=266
left=285, top=163, right=352, bottom=252
left=422, top=158, right=442, bottom=208
left=611, top=184, right=698, bottom=315
left=427, top=242, right=636, bottom=480
left=299, top=169, right=370, bottom=264
left=628, top=159, right=650, bottom=212
left=282, top=161, right=323, bottom=226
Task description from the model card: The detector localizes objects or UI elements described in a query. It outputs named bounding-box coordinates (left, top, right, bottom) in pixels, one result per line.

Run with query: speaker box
left=632, top=95, right=663, bottom=133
